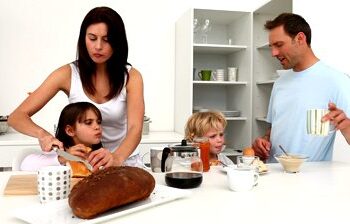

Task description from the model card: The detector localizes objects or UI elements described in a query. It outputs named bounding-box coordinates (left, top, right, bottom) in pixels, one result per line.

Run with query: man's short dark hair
left=264, top=13, right=311, bottom=46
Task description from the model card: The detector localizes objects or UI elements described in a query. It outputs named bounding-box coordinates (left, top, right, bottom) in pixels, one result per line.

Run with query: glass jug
left=161, top=142, right=203, bottom=189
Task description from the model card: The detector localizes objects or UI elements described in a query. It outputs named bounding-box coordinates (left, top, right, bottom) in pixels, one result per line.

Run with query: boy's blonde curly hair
left=184, top=111, right=227, bottom=142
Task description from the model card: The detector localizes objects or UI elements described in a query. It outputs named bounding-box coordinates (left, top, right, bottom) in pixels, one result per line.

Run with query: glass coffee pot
left=161, top=140, right=203, bottom=189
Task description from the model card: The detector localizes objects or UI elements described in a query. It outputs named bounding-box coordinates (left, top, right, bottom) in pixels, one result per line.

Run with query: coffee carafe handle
left=161, top=147, right=171, bottom=172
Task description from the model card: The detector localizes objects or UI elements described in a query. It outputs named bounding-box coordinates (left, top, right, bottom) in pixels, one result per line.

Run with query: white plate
left=221, top=165, right=269, bottom=175
left=12, top=184, right=191, bottom=224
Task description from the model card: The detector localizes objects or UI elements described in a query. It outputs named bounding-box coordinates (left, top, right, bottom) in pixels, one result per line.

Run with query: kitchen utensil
left=38, top=165, right=71, bottom=203
left=4, top=174, right=38, bottom=195
left=4, top=174, right=83, bottom=196
left=226, top=166, right=259, bottom=192
left=278, top=145, right=290, bottom=157
left=161, top=140, right=203, bottom=189
left=13, top=184, right=191, bottom=224
left=193, top=137, right=210, bottom=172
left=0, top=115, right=9, bottom=134
left=219, top=160, right=228, bottom=167
left=52, top=145, right=93, bottom=171
left=142, top=116, right=151, bottom=135
left=274, top=153, right=309, bottom=173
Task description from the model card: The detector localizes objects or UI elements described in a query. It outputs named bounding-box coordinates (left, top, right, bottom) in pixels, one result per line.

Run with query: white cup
left=306, top=109, right=334, bottom=136
left=142, top=147, right=164, bottom=172
left=236, top=156, right=260, bottom=174
left=228, top=67, right=238, bottom=81
left=213, top=69, right=225, bottom=81
left=37, top=166, right=71, bottom=203
left=225, top=167, right=258, bottom=192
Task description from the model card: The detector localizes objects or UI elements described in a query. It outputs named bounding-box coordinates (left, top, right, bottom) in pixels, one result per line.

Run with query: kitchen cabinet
left=252, top=0, right=292, bottom=139
left=175, top=0, right=292, bottom=150
left=175, top=8, right=252, bottom=151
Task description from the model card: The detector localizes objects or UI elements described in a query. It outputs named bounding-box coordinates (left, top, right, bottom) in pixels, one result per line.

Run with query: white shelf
left=193, top=44, right=247, bottom=54
left=256, top=42, right=269, bottom=49
left=256, top=80, right=275, bottom=85
left=255, top=117, right=269, bottom=122
left=193, top=81, right=248, bottom=85
left=226, top=117, right=247, bottom=121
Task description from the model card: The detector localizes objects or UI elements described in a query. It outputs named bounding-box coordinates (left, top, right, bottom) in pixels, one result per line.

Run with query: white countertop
left=0, top=130, right=184, bottom=146
left=1, top=161, right=350, bottom=224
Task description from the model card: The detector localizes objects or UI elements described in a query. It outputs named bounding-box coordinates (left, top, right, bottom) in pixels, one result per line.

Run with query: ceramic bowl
left=274, top=153, right=308, bottom=173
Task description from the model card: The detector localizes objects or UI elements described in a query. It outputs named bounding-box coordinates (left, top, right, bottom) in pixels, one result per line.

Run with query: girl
left=184, top=111, right=234, bottom=166
left=20, top=102, right=103, bottom=171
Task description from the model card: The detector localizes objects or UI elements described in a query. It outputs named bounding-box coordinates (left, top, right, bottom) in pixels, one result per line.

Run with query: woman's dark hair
left=76, top=6, right=130, bottom=99
left=264, top=13, right=312, bottom=46
left=55, top=102, right=102, bottom=150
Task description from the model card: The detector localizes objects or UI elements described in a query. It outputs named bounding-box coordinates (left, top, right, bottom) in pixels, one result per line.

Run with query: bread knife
left=52, top=145, right=93, bottom=171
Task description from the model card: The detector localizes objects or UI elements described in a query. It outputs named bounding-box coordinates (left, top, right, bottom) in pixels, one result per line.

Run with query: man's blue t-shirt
left=267, top=61, right=350, bottom=162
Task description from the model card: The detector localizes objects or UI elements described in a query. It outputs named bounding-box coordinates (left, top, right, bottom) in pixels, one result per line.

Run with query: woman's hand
left=37, top=129, right=63, bottom=152
left=87, top=148, right=114, bottom=171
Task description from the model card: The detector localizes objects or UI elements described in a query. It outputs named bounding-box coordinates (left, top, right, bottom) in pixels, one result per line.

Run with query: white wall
left=0, top=0, right=265, bottom=132
left=0, top=0, right=350, bottom=154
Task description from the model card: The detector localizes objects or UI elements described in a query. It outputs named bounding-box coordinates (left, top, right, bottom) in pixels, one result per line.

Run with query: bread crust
left=68, top=146, right=93, bottom=178
left=69, top=166, right=155, bottom=219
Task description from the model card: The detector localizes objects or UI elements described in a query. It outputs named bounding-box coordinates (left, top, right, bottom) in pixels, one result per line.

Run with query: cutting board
left=3, top=174, right=82, bottom=196
left=4, top=174, right=38, bottom=195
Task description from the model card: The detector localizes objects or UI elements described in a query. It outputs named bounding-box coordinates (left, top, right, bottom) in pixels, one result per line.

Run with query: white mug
left=213, top=69, right=225, bottom=81
left=225, top=167, right=258, bottom=192
left=306, top=109, right=334, bottom=136
left=227, top=67, right=238, bottom=81
left=37, top=166, right=71, bottom=203
left=142, top=147, right=164, bottom=172
left=236, top=155, right=260, bottom=174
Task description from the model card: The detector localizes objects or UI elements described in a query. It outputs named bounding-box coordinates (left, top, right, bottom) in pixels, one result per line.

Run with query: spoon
left=219, top=160, right=228, bottom=167
left=278, top=145, right=290, bottom=157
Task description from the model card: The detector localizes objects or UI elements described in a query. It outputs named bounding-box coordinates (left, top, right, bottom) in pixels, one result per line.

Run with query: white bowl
left=274, top=153, right=308, bottom=173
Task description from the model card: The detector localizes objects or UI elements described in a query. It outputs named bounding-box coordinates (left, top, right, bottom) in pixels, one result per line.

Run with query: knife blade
left=52, top=145, right=93, bottom=171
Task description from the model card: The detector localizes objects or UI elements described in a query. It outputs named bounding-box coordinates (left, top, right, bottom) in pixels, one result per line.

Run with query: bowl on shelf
left=221, top=110, right=240, bottom=117
left=0, top=116, right=9, bottom=134
left=274, top=153, right=308, bottom=173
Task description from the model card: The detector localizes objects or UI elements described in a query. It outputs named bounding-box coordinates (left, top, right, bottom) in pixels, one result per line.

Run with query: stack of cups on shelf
left=228, top=67, right=238, bottom=82
left=213, top=69, right=225, bottom=81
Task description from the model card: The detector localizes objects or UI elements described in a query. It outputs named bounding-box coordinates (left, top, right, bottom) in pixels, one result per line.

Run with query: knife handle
left=52, top=145, right=59, bottom=152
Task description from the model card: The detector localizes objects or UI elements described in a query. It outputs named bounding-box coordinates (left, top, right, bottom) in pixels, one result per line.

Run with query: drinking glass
left=200, top=19, right=211, bottom=44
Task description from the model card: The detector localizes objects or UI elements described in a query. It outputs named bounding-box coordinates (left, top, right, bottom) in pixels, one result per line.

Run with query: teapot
left=161, top=140, right=203, bottom=189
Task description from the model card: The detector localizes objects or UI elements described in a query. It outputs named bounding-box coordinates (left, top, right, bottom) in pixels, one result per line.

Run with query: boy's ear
left=65, top=125, right=75, bottom=137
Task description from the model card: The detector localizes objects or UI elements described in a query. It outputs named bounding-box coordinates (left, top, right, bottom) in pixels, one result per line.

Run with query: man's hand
left=252, top=136, right=271, bottom=161
left=323, top=102, right=350, bottom=143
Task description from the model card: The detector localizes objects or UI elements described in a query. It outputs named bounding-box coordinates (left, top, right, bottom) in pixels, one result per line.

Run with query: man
left=252, top=13, right=350, bottom=162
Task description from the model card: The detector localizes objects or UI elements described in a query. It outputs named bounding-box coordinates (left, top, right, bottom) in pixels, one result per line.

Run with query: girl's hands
left=66, top=144, right=91, bottom=159
left=87, top=147, right=114, bottom=171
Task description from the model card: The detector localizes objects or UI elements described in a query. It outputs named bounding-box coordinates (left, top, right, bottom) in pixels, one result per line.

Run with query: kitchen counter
left=1, top=161, right=350, bottom=223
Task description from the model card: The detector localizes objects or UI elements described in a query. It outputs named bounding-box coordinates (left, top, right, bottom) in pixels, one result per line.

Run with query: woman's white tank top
left=68, top=63, right=135, bottom=155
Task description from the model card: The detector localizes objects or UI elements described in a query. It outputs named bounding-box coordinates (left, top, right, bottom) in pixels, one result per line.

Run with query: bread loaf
left=68, top=166, right=155, bottom=219
left=67, top=146, right=92, bottom=178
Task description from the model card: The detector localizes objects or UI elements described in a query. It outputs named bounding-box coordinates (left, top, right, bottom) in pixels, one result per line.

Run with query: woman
left=8, top=6, right=144, bottom=170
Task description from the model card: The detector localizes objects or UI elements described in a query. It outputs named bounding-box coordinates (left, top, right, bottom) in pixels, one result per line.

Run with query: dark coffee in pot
left=165, top=172, right=202, bottom=189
